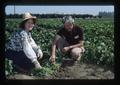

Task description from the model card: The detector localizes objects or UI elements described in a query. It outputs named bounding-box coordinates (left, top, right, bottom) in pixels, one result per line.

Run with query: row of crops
left=5, top=18, right=114, bottom=78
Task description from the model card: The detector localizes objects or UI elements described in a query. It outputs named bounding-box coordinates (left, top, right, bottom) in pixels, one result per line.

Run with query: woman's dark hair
left=19, top=18, right=36, bottom=29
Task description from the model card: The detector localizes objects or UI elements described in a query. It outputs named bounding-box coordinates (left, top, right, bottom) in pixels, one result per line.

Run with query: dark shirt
left=57, top=25, right=84, bottom=45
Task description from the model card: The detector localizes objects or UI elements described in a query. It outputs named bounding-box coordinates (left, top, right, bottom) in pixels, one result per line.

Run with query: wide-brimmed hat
left=62, top=16, right=74, bottom=24
left=19, top=12, right=37, bottom=29
left=22, top=12, right=37, bottom=22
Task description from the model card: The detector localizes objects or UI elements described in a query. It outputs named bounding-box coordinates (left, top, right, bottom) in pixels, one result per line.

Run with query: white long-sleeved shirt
left=6, top=29, right=42, bottom=62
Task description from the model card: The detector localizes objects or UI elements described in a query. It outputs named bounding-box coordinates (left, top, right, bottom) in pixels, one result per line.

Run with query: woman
left=5, top=12, right=43, bottom=72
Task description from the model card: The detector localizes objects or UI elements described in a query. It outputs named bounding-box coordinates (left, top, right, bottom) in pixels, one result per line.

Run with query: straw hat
left=19, top=12, right=37, bottom=29
left=22, top=12, right=36, bottom=22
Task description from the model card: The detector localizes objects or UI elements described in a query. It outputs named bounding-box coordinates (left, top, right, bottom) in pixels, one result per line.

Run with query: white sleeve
left=20, top=31, right=37, bottom=62
left=30, top=37, right=43, bottom=58
left=30, top=37, right=39, bottom=52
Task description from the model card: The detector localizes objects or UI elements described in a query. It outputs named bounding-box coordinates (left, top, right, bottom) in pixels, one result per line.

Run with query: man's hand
left=49, top=55, right=56, bottom=64
left=62, top=47, right=71, bottom=53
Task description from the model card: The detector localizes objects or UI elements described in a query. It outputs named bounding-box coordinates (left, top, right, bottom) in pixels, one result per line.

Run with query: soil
left=7, top=59, right=114, bottom=79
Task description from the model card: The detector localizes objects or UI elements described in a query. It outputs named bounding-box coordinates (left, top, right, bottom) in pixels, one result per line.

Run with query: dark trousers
left=5, top=49, right=35, bottom=71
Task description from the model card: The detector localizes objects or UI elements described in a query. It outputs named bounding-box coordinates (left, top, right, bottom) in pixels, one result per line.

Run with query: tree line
left=6, top=11, right=113, bottom=19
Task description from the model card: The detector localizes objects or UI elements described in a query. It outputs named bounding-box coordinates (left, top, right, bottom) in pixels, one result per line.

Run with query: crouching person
left=5, top=12, right=43, bottom=72
left=49, top=16, right=85, bottom=64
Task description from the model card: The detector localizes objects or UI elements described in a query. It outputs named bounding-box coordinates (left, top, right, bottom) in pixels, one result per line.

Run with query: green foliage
left=5, top=58, right=13, bottom=76
left=5, top=18, right=114, bottom=77
left=31, top=63, right=60, bottom=77
left=79, top=19, right=114, bottom=66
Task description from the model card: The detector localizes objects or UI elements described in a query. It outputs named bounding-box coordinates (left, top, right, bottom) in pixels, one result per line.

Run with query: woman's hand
left=37, top=49, right=43, bottom=60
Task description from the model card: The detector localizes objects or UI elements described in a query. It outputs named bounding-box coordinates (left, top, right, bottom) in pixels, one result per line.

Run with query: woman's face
left=24, top=19, right=35, bottom=31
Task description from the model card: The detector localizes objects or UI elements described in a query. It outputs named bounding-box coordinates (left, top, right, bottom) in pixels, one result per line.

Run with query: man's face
left=64, top=22, right=73, bottom=32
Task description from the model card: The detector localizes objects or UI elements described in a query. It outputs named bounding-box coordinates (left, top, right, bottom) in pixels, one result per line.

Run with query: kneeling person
left=5, top=12, right=43, bottom=72
left=50, top=16, right=85, bottom=64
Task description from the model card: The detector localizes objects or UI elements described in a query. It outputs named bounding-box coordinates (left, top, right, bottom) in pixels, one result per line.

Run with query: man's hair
left=62, top=16, right=74, bottom=24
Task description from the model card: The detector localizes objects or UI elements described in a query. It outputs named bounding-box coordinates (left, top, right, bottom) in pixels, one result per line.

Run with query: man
left=49, top=16, right=85, bottom=64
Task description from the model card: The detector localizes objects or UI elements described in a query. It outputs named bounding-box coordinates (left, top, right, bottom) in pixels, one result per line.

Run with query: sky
left=5, top=5, right=114, bottom=16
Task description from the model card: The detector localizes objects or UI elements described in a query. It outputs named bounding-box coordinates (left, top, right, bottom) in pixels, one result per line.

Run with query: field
left=5, top=18, right=114, bottom=79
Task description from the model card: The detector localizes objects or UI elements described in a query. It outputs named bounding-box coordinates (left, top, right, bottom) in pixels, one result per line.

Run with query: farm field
left=5, top=18, right=114, bottom=79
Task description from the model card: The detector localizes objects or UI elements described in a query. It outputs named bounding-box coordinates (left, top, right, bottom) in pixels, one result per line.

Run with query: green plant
left=5, top=58, right=13, bottom=76
left=5, top=18, right=114, bottom=77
